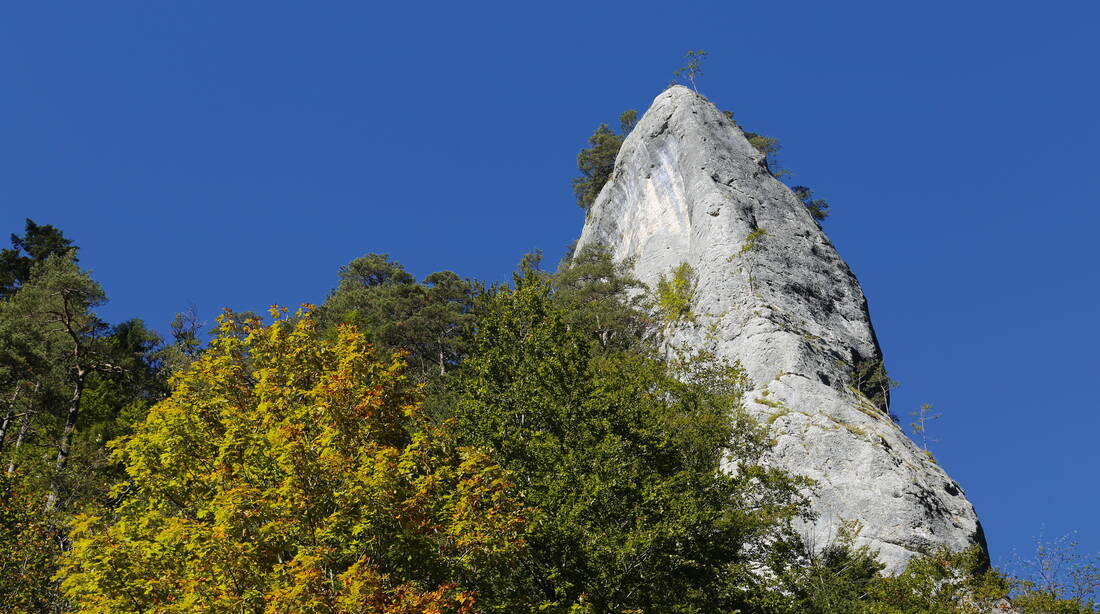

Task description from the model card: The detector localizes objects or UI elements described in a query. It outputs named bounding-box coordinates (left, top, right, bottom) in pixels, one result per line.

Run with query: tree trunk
left=6, top=410, right=30, bottom=476
left=0, top=385, right=21, bottom=451
left=6, top=381, right=37, bottom=475
left=46, top=369, right=85, bottom=510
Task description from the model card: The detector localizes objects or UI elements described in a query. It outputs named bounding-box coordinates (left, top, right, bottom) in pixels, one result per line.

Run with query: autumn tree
left=59, top=308, right=528, bottom=613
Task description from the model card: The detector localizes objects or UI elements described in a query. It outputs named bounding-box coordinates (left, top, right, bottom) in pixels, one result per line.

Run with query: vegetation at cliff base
left=2, top=140, right=1097, bottom=611
left=451, top=260, right=808, bottom=611
left=60, top=308, right=528, bottom=612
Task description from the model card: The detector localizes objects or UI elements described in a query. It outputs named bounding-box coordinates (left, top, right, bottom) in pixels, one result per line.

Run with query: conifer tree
left=318, top=254, right=475, bottom=380
left=571, top=109, right=638, bottom=211
left=0, top=219, right=77, bottom=299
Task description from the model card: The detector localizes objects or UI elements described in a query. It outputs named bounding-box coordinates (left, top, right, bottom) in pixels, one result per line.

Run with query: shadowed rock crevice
left=574, top=85, right=985, bottom=573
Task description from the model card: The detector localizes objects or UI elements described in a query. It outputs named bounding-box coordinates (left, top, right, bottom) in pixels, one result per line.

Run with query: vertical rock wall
left=575, top=85, right=985, bottom=572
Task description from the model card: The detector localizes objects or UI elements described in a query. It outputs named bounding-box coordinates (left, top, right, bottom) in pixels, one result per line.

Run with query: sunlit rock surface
left=575, top=85, right=986, bottom=573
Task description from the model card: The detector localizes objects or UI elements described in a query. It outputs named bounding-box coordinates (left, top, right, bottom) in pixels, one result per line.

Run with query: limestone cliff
left=574, top=85, right=985, bottom=573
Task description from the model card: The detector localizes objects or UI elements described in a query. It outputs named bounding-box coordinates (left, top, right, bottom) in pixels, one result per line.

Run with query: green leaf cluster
left=655, top=262, right=696, bottom=326
left=853, top=359, right=897, bottom=415
left=0, top=473, right=67, bottom=613
left=452, top=264, right=808, bottom=612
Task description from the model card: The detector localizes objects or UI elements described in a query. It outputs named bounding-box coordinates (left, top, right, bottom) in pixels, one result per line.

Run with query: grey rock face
left=575, top=85, right=985, bottom=573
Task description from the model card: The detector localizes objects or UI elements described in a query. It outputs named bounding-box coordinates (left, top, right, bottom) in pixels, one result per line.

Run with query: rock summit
left=575, top=85, right=985, bottom=572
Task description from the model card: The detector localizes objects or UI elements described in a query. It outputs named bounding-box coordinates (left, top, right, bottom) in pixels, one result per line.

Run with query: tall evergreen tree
left=571, top=109, right=638, bottom=211
left=0, top=219, right=77, bottom=299
left=2, top=255, right=108, bottom=508
left=318, top=254, right=476, bottom=380
left=551, top=243, right=648, bottom=350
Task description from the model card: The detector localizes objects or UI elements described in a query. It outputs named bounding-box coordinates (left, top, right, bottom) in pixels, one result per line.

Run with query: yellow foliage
left=59, top=308, right=527, bottom=613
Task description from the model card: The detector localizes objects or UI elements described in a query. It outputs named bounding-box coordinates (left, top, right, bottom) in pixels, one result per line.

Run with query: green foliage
left=0, top=473, right=67, bottom=613
left=745, top=132, right=781, bottom=157
left=793, top=185, right=830, bottom=221
left=155, top=304, right=206, bottom=376
left=572, top=125, right=622, bottom=211
left=59, top=308, right=528, bottom=613
left=909, top=403, right=941, bottom=451
left=318, top=253, right=476, bottom=381
left=0, top=242, right=167, bottom=606
left=775, top=541, right=1080, bottom=614
left=618, top=109, right=638, bottom=135
left=853, top=359, right=897, bottom=415
left=571, top=110, right=637, bottom=211
left=742, top=228, right=768, bottom=255
left=781, top=521, right=886, bottom=614
left=673, top=49, right=708, bottom=91
left=744, top=131, right=785, bottom=176
left=655, top=262, right=697, bottom=326
left=727, top=116, right=833, bottom=219
left=552, top=244, right=648, bottom=350
left=0, top=219, right=77, bottom=299
left=863, top=548, right=1009, bottom=613
left=453, top=264, right=808, bottom=612
left=1, top=254, right=112, bottom=508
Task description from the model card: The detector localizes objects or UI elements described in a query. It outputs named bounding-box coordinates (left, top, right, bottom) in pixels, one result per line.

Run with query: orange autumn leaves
left=59, top=308, right=528, bottom=613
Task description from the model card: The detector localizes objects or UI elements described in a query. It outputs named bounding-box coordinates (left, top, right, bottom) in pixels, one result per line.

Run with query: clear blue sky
left=2, top=1, right=1097, bottom=570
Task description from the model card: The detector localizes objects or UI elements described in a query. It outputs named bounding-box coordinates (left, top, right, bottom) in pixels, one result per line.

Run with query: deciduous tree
left=59, top=308, right=528, bottom=613
left=453, top=263, right=808, bottom=612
